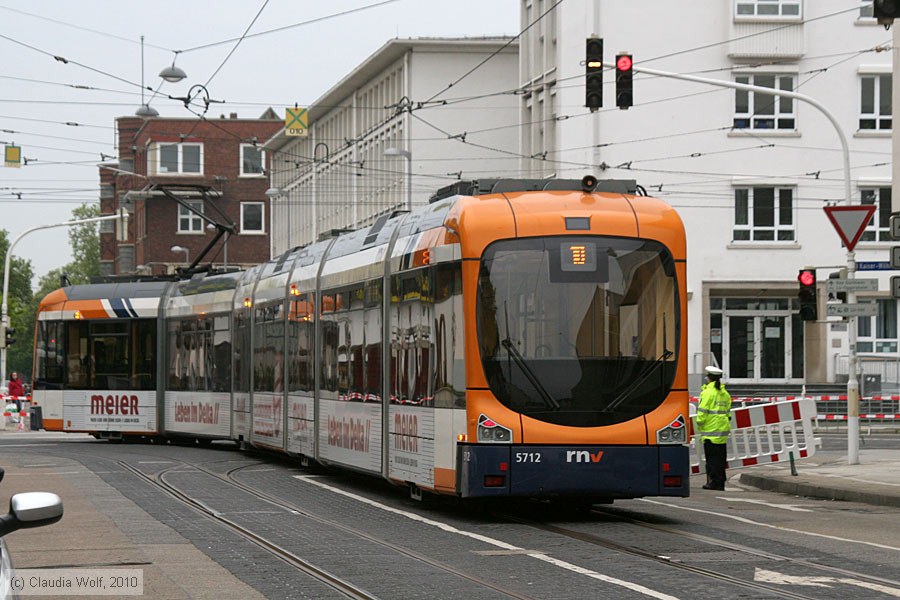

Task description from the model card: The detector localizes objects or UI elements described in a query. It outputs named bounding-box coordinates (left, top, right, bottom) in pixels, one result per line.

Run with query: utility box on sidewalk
left=29, top=405, right=42, bottom=431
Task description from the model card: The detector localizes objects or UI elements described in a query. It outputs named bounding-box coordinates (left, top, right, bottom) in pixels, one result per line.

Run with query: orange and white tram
left=33, top=177, right=690, bottom=501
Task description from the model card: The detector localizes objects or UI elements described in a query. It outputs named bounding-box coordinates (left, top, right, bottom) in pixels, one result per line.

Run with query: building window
left=240, top=144, right=265, bottom=176
left=735, top=0, right=800, bottom=18
left=860, top=74, right=892, bottom=130
left=178, top=201, right=204, bottom=233
left=154, top=142, right=202, bottom=175
left=859, top=1, right=874, bottom=19
left=860, top=187, right=892, bottom=242
left=857, top=299, right=898, bottom=353
left=733, top=187, right=795, bottom=241
left=734, top=74, right=796, bottom=130
left=241, top=202, right=264, bottom=233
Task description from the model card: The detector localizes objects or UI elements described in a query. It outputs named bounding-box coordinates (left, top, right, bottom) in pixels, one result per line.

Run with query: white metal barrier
left=690, top=397, right=820, bottom=475
left=2, top=396, right=30, bottom=431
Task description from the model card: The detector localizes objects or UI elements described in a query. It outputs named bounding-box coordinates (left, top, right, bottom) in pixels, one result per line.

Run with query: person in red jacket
left=7, top=372, right=25, bottom=410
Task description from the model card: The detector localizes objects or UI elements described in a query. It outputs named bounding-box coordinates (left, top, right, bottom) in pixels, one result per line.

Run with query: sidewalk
left=0, top=437, right=266, bottom=599
left=737, top=449, right=900, bottom=508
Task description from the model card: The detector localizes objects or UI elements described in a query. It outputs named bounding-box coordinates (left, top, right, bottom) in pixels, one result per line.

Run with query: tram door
left=722, top=307, right=802, bottom=383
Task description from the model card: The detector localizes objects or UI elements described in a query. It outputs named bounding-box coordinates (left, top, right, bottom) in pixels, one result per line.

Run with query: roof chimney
left=230, top=112, right=238, bottom=119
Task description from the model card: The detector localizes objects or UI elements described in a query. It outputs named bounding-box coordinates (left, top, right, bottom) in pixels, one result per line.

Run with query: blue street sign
left=856, top=261, right=893, bottom=271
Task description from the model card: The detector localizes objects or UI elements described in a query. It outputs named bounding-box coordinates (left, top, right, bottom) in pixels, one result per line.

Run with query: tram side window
left=433, top=262, right=464, bottom=408
left=364, top=279, right=382, bottom=402
left=168, top=317, right=215, bottom=392
left=36, top=321, right=65, bottom=386
left=320, top=292, right=340, bottom=394
left=345, top=285, right=365, bottom=400
left=88, top=322, right=130, bottom=390
left=66, top=322, right=89, bottom=389
left=167, top=320, right=187, bottom=391
left=390, top=268, right=434, bottom=405
left=190, top=318, right=213, bottom=392
left=131, top=320, right=156, bottom=390
left=233, top=310, right=251, bottom=393
left=254, top=302, right=284, bottom=393
left=288, top=293, right=314, bottom=393
left=212, top=315, right=231, bottom=392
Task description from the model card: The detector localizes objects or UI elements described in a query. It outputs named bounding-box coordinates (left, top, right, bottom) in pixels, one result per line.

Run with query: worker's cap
left=704, top=365, right=723, bottom=376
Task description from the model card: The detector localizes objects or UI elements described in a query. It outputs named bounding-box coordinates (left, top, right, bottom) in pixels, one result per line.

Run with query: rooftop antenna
left=135, top=35, right=159, bottom=118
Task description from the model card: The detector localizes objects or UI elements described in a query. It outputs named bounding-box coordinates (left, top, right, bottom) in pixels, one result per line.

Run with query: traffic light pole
left=630, top=65, right=860, bottom=464
left=1, top=210, right=124, bottom=387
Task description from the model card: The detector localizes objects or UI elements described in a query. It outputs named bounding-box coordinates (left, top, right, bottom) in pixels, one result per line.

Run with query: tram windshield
left=477, top=236, right=678, bottom=427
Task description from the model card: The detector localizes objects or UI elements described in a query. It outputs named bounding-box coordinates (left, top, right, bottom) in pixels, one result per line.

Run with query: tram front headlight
left=477, top=414, right=512, bottom=444
left=656, top=415, right=687, bottom=445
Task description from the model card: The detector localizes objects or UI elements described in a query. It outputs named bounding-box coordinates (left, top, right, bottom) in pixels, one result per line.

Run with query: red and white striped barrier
left=817, top=414, right=900, bottom=420
left=691, top=395, right=900, bottom=402
left=690, top=397, right=820, bottom=476
left=691, top=394, right=900, bottom=422
left=0, top=395, right=30, bottom=402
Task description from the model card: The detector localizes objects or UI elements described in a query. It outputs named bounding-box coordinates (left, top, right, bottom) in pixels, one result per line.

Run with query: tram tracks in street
left=218, top=462, right=539, bottom=600
left=118, top=460, right=379, bottom=600
left=592, top=504, right=900, bottom=589
left=118, top=458, right=538, bottom=600
left=496, top=505, right=900, bottom=600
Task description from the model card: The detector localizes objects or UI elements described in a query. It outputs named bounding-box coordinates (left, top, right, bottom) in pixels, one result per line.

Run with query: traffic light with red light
left=615, top=53, right=633, bottom=109
left=585, top=37, right=603, bottom=110
left=798, top=269, right=817, bottom=321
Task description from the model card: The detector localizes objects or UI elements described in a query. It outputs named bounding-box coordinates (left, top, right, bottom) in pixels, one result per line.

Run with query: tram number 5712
left=515, top=452, right=542, bottom=463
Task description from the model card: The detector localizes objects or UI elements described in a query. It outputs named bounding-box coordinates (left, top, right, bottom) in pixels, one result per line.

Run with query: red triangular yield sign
left=823, top=205, right=877, bottom=252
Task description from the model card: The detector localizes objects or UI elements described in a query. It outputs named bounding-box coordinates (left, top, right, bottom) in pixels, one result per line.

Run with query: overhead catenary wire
left=203, top=0, right=270, bottom=88
left=2, top=3, right=890, bottom=227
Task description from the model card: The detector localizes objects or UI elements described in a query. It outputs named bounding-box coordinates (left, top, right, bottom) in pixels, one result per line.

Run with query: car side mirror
left=0, top=492, right=63, bottom=537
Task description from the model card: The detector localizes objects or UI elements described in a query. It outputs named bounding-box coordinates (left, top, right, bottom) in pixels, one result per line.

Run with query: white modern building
left=519, top=0, right=893, bottom=390
left=264, top=37, right=520, bottom=254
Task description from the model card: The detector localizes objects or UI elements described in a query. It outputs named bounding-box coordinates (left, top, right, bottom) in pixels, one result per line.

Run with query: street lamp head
left=159, top=64, right=187, bottom=83
left=265, top=187, right=283, bottom=198
left=170, top=245, right=186, bottom=253
left=135, top=104, right=159, bottom=118
left=384, top=147, right=411, bottom=159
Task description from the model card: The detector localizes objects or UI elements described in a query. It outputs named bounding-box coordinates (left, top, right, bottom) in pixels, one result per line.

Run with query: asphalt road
left=1, top=434, right=898, bottom=599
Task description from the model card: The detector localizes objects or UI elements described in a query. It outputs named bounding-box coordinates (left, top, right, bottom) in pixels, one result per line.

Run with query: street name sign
left=826, top=303, right=878, bottom=317
left=825, top=278, right=878, bottom=292
left=823, top=205, right=877, bottom=252
left=857, top=261, right=892, bottom=271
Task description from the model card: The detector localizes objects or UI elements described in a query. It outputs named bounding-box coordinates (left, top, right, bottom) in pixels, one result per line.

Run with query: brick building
left=100, top=111, right=282, bottom=276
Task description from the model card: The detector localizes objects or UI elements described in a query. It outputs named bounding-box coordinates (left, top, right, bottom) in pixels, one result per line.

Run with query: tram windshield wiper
left=605, top=312, right=673, bottom=413
left=604, top=348, right=674, bottom=413
left=501, top=338, right=560, bottom=411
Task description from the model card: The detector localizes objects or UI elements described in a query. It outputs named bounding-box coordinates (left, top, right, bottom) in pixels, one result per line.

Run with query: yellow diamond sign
left=285, top=107, right=308, bottom=137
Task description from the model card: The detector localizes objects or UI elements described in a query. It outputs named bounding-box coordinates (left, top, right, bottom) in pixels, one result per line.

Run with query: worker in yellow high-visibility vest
left=697, top=365, right=731, bottom=490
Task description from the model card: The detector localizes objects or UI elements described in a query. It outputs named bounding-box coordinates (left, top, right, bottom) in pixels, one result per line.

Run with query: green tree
left=64, top=204, right=102, bottom=285
left=16, top=203, right=102, bottom=384
left=0, top=229, right=36, bottom=381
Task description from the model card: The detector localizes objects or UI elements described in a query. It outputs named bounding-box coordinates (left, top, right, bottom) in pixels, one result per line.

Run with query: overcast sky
left=0, top=0, right=519, bottom=284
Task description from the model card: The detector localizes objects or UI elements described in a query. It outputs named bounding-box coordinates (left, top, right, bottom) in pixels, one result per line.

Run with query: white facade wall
left=266, top=38, right=519, bottom=253
left=520, top=0, right=893, bottom=388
